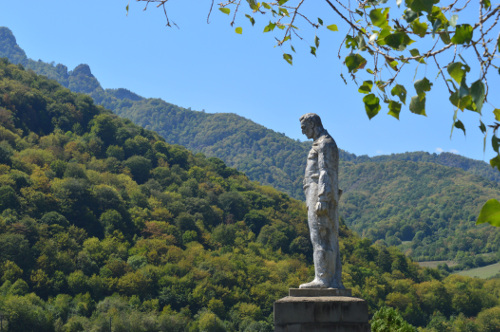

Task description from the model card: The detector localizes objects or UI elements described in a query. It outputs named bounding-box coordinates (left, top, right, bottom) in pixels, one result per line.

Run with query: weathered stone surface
left=299, top=113, right=344, bottom=289
left=274, top=296, right=370, bottom=332
left=289, top=288, right=352, bottom=297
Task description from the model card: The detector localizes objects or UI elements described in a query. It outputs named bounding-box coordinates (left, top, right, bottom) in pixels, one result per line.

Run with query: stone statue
left=299, top=113, right=344, bottom=289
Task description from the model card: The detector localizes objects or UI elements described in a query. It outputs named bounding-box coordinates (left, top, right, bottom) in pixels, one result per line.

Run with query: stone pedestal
left=274, top=289, right=370, bottom=332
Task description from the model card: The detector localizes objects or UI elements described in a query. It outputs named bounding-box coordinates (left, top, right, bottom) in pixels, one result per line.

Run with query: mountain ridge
left=2, top=27, right=497, bottom=192
left=1, top=26, right=499, bottom=265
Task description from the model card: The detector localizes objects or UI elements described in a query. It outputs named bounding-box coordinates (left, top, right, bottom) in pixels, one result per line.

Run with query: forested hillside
left=1, top=57, right=500, bottom=331
left=340, top=160, right=500, bottom=264
left=1, top=26, right=500, bottom=267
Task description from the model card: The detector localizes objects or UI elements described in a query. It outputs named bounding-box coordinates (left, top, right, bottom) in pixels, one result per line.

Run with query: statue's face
left=301, top=120, right=315, bottom=139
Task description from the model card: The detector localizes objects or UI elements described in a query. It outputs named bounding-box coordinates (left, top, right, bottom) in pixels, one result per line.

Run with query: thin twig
left=381, top=60, right=407, bottom=89
left=443, top=0, right=461, bottom=12
left=207, top=0, right=215, bottom=24
left=335, top=0, right=356, bottom=14
left=454, top=0, right=472, bottom=12
left=434, top=55, right=453, bottom=94
left=278, top=0, right=306, bottom=45
left=230, top=0, right=242, bottom=26
left=294, top=11, right=320, bottom=29
left=484, top=10, right=500, bottom=36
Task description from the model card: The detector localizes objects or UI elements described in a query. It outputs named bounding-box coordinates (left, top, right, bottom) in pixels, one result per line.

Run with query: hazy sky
left=1, top=1, right=499, bottom=161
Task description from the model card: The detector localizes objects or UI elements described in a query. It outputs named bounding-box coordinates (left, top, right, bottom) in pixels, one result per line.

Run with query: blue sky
left=1, top=1, right=499, bottom=161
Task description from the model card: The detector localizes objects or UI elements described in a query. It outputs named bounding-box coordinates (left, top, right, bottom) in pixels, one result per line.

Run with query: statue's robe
left=303, top=131, right=343, bottom=288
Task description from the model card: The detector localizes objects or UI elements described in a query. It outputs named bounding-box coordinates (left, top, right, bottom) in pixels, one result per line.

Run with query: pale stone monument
left=273, top=113, right=370, bottom=331
left=299, top=112, right=343, bottom=289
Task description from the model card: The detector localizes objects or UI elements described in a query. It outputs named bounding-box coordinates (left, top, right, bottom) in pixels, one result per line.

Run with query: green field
left=455, top=262, right=500, bottom=279
left=417, top=261, right=457, bottom=269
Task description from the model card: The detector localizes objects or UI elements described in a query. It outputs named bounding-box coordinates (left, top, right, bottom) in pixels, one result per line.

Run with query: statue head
left=300, top=113, right=324, bottom=140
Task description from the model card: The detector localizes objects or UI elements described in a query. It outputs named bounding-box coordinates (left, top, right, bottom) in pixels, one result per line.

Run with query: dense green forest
left=0, top=55, right=499, bottom=331
left=1, top=26, right=500, bottom=267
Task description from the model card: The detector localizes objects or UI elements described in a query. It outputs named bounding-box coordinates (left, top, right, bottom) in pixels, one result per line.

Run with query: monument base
left=274, top=289, right=370, bottom=332
left=289, top=288, right=352, bottom=297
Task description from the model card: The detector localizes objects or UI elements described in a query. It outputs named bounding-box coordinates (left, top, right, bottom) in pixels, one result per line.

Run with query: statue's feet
left=299, top=278, right=329, bottom=289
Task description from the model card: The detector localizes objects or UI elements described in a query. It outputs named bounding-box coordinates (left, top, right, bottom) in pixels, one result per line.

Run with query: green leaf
left=283, top=53, right=293, bottom=65
left=262, top=2, right=271, bottom=9
left=494, top=109, right=500, bottom=121
left=491, top=135, right=500, bottom=153
left=440, top=31, right=451, bottom=44
left=479, top=120, right=486, bottom=133
left=447, top=62, right=470, bottom=84
left=318, top=18, right=324, bottom=25
left=388, top=100, right=402, bottom=119
left=235, top=27, right=243, bottom=34
left=432, top=19, right=442, bottom=38
left=477, top=199, right=500, bottom=226
left=409, top=0, right=434, bottom=13
left=315, top=36, right=320, bottom=48
left=358, top=80, right=373, bottom=94
left=451, top=24, right=473, bottom=44
left=414, top=78, right=432, bottom=99
left=363, top=94, right=381, bottom=119
left=411, top=19, right=428, bottom=37
left=403, top=9, right=419, bottom=23
left=459, top=79, right=471, bottom=101
left=391, top=84, right=407, bottom=104
left=245, top=14, right=256, bottom=26
left=126, top=3, right=129, bottom=14
left=263, top=22, right=276, bottom=32
left=376, top=81, right=387, bottom=93
left=482, top=0, right=491, bottom=9
left=375, top=28, right=391, bottom=46
left=345, top=54, right=367, bottom=73
left=355, top=33, right=367, bottom=51
left=409, top=48, right=426, bottom=63
left=327, top=24, right=338, bottom=31
left=491, top=155, right=500, bottom=171
left=450, top=79, right=474, bottom=111
left=387, top=59, right=398, bottom=70
left=449, top=90, right=472, bottom=111
left=409, top=95, right=427, bottom=115
left=310, top=46, right=317, bottom=57
left=369, top=8, right=390, bottom=28
left=278, top=0, right=289, bottom=5
left=345, top=35, right=358, bottom=50
left=219, top=7, right=230, bottom=15
left=470, top=80, right=485, bottom=113
left=248, top=0, right=259, bottom=10
left=492, top=136, right=500, bottom=153
left=384, top=32, right=413, bottom=51
left=454, top=119, right=466, bottom=135
left=429, top=6, right=449, bottom=27
left=279, top=7, right=289, bottom=16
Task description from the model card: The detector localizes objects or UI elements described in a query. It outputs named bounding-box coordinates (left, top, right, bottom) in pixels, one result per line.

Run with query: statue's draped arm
left=317, top=143, right=334, bottom=204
